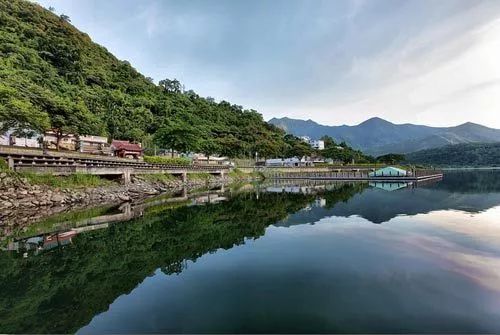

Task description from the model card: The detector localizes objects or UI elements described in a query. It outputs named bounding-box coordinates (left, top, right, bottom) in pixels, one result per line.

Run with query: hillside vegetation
left=0, top=0, right=308, bottom=158
left=405, top=142, right=500, bottom=167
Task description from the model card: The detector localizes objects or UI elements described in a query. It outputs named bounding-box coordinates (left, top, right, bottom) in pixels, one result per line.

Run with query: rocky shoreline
left=0, top=172, right=253, bottom=234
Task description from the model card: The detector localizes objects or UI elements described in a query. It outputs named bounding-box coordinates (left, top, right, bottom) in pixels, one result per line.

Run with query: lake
left=1, top=170, right=500, bottom=333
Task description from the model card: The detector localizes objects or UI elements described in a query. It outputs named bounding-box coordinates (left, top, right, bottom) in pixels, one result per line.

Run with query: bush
left=143, top=156, right=191, bottom=166
left=0, top=158, right=8, bottom=170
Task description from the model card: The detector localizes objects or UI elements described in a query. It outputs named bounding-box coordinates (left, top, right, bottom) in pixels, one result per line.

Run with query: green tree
left=154, top=121, right=200, bottom=156
left=0, top=84, right=50, bottom=133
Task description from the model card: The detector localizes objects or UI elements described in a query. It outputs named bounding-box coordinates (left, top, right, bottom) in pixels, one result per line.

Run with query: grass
left=22, top=172, right=112, bottom=188
left=188, top=172, right=213, bottom=181
left=143, top=155, right=191, bottom=166
left=228, top=168, right=264, bottom=180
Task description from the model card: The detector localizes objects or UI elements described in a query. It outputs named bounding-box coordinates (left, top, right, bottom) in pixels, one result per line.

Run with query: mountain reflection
left=1, top=171, right=500, bottom=333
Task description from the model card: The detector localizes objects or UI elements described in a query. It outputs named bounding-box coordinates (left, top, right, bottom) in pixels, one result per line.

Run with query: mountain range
left=268, top=117, right=500, bottom=156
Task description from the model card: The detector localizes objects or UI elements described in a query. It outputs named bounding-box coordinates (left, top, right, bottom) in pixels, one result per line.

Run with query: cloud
left=35, top=0, right=500, bottom=128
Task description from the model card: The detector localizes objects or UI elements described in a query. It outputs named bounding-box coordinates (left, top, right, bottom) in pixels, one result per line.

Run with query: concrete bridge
left=0, top=145, right=229, bottom=183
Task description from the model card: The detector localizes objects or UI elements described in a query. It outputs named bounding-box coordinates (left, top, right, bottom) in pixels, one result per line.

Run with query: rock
left=1, top=201, right=12, bottom=208
left=51, top=194, right=65, bottom=202
left=0, top=172, right=6, bottom=178
left=118, top=194, right=131, bottom=202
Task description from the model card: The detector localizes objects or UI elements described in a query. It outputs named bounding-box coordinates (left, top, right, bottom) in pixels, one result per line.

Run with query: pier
left=261, top=167, right=443, bottom=182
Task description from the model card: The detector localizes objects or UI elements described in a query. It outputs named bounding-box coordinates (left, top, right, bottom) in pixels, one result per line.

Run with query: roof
left=111, top=140, right=142, bottom=152
left=369, top=166, right=407, bottom=176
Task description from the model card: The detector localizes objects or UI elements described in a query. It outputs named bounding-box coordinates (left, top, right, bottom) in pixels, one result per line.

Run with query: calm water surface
left=1, top=170, right=500, bottom=333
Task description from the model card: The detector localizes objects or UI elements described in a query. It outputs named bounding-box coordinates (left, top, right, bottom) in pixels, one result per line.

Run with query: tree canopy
left=0, top=0, right=305, bottom=157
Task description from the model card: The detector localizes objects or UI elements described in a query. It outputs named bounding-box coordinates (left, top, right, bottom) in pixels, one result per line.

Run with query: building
left=192, top=154, right=232, bottom=166
left=299, top=136, right=324, bottom=150
left=78, top=135, right=110, bottom=155
left=0, top=130, right=41, bottom=148
left=265, top=156, right=314, bottom=167
left=111, top=140, right=143, bottom=159
left=309, top=139, right=325, bottom=150
left=369, top=166, right=408, bottom=177
left=44, top=132, right=111, bottom=154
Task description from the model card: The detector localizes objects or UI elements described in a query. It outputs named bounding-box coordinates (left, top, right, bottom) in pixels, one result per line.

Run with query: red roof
left=111, top=140, right=142, bottom=152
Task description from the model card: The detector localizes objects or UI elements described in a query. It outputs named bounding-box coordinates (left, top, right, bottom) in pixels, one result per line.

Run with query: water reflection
left=1, top=171, right=500, bottom=333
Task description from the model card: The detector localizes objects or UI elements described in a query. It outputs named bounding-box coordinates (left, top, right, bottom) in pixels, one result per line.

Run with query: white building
left=309, top=139, right=325, bottom=150
left=265, top=156, right=314, bottom=167
left=300, top=136, right=325, bottom=150
left=0, top=130, right=41, bottom=148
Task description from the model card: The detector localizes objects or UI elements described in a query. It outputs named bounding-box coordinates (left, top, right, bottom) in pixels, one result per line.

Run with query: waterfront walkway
left=0, top=145, right=229, bottom=183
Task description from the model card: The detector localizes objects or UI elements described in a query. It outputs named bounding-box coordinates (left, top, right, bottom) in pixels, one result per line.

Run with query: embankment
left=0, top=170, right=260, bottom=233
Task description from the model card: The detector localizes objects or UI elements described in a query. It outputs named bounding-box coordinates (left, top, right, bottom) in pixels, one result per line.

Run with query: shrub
left=143, top=156, right=191, bottom=166
left=0, top=158, right=8, bottom=170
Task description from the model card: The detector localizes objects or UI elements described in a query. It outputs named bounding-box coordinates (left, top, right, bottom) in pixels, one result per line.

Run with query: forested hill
left=405, top=142, right=500, bottom=167
left=0, top=0, right=305, bottom=158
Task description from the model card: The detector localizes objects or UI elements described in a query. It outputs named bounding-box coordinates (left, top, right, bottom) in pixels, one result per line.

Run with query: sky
left=36, top=0, right=500, bottom=128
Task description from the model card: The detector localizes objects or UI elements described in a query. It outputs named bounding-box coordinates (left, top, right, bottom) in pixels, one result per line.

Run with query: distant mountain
left=268, top=117, right=500, bottom=155
left=405, top=142, right=500, bottom=167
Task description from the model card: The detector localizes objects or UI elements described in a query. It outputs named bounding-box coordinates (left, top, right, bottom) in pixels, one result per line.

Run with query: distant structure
left=300, top=136, right=324, bottom=150
left=265, top=157, right=314, bottom=167
left=43, top=132, right=110, bottom=154
left=192, top=154, right=232, bottom=166
left=111, top=140, right=143, bottom=159
left=0, top=130, right=41, bottom=148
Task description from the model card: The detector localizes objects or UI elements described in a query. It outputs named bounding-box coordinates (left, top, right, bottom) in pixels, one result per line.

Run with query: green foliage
left=405, top=142, right=500, bottom=167
left=143, top=155, right=190, bottom=166
left=188, top=172, right=213, bottom=181
left=228, top=168, right=262, bottom=180
left=22, top=172, right=111, bottom=188
left=321, top=139, right=374, bottom=164
left=376, top=153, right=405, bottom=165
left=0, top=158, right=8, bottom=170
left=0, top=0, right=303, bottom=157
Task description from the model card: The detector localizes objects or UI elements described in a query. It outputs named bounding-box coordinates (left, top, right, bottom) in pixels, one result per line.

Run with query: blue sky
left=37, top=0, right=500, bottom=128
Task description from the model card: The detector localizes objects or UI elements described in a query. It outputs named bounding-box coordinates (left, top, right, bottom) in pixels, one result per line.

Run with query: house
left=0, top=130, right=41, bottom=148
left=44, top=132, right=111, bottom=154
left=78, top=135, right=111, bottom=155
left=111, top=140, right=143, bottom=159
left=299, top=136, right=324, bottom=150
left=369, top=166, right=408, bottom=177
left=309, top=139, right=325, bottom=150
left=43, top=131, right=78, bottom=151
